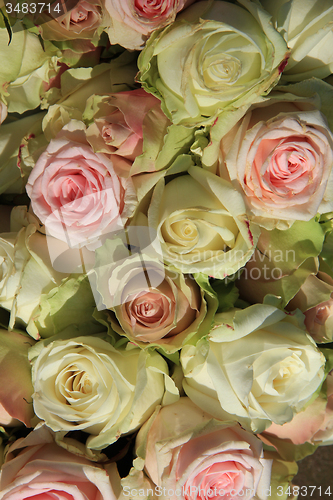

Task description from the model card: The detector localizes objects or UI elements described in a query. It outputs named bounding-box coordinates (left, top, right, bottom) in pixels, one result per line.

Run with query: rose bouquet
left=0, top=0, right=333, bottom=499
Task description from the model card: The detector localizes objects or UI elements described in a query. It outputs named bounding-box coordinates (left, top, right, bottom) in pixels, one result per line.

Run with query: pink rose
left=0, top=426, right=120, bottom=499
left=305, top=298, right=333, bottom=338
left=94, top=245, right=208, bottom=349
left=0, top=330, right=35, bottom=427
left=38, top=0, right=104, bottom=41
left=286, top=271, right=333, bottom=343
left=26, top=120, right=137, bottom=248
left=105, top=0, right=194, bottom=49
left=218, top=96, right=333, bottom=227
left=86, top=89, right=167, bottom=177
left=263, top=371, right=333, bottom=446
left=304, top=287, right=333, bottom=344
left=134, top=398, right=272, bottom=500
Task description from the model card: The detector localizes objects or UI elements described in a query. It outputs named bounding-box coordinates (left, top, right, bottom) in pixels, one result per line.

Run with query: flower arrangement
left=0, top=0, right=333, bottom=499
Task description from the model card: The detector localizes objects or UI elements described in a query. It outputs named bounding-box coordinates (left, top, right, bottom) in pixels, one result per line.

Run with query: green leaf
left=320, top=347, right=333, bottom=375
left=262, top=434, right=318, bottom=462
left=263, top=450, right=299, bottom=500
left=31, top=275, right=106, bottom=338
left=238, top=219, right=326, bottom=307
left=0, top=8, right=12, bottom=45
left=209, top=277, right=239, bottom=313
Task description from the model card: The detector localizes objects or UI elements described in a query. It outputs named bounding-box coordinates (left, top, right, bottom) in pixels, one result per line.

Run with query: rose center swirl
left=183, top=461, right=245, bottom=500
left=135, top=0, right=166, bottom=18
left=126, top=292, right=168, bottom=326
left=202, top=54, right=242, bottom=88
left=71, top=8, right=89, bottom=23
left=56, top=363, right=97, bottom=404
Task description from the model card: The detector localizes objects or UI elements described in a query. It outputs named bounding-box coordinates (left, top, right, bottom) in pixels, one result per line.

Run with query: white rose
left=0, top=207, right=67, bottom=338
left=146, top=166, right=259, bottom=279
left=30, top=334, right=179, bottom=449
left=181, top=304, right=326, bottom=433
left=138, top=0, right=288, bottom=126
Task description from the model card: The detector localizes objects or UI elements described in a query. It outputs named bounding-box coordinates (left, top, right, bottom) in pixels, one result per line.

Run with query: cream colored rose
left=30, top=335, right=178, bottom=449
left=146, top=166, right=259, bottom=279
left=261, top=0, right=333, bottom=81
left=132, top=398, right=272, bottom=500
left=138, top=0, right=288, bottom=126
left=0, top=207, right=67, bottom=337
left=288, top=271, right=333, bottom=343
left=181, top=305, right=326, bottom=433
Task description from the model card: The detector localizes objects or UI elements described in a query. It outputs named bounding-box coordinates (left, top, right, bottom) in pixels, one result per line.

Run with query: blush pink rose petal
left=0, top=330, right=35, bottom=427
left=26, top=120, right=137, bottom=248
left=39, top=0, right=104, bottom=41
left=220, top=100, right=333, bottom=227
left=304, top=294, right=333, bottom=343
left=112, top=264, right=202, bottom=344
left=0, top=426, right=119, bottom=500
left=135, top=398, right=272, bottom=500
left=263, top=371, right=333, bottom=446
left=86, top=89, right=164, bottom=177
left=105, top=0, right=194, bottom=49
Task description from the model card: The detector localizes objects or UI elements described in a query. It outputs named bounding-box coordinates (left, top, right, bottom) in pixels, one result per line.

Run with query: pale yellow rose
left=264, top=371, right=333, bottom=447
left=30, top=334, right=179, bottom=449
left=138, top=0, right=288, bottom=126
left=181, top=304, right=326, bottom=433
left=145, top=166, right=259, bottom=279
